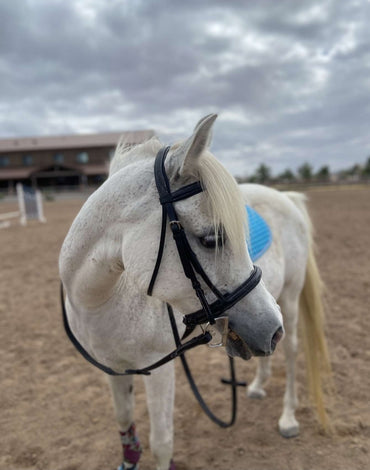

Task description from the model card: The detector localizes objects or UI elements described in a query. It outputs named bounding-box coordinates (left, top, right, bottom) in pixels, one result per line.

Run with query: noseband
left=147, top=146, right=262, bottom=331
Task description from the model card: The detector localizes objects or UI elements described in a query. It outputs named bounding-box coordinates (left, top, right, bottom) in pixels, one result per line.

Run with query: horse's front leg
left=108, top=375, right=142, bottom=470
left=144, top=362, right=175, bottom=470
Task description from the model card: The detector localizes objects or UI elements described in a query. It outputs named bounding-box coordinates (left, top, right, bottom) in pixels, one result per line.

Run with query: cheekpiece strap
left=147, top=146, right=204, bottom=297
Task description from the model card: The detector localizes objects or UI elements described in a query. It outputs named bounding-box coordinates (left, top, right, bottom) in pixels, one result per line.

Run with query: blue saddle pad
left=246, top=206, right=272, bottom=261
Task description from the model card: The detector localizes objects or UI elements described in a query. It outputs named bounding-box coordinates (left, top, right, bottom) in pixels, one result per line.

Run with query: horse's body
left=238, top=184, right=330, bottom=437
left=59, top=115, right=329, bottom=470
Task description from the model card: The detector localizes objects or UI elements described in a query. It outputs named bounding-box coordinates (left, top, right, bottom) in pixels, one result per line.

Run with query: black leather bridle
left=147, top=146, right=262, bottom=333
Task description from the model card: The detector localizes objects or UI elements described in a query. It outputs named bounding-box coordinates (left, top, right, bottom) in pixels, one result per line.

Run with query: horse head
left=120, top=114, right=283, bottom=359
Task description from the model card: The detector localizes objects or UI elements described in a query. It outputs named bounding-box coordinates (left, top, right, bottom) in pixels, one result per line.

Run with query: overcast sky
left=1, top=0, right=370, bottom=176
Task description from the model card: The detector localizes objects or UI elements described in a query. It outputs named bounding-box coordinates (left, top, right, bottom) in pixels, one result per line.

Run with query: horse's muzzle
left=226, top=320, right=284, bottom=359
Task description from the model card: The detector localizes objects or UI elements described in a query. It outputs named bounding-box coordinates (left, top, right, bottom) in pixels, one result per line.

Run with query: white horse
left=238, top=184, right=331, bottom=437
left=59, top=114, right=283, bottom=470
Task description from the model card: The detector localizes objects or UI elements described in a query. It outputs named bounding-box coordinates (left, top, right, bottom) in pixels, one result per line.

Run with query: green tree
left=348, top=164, right=361, bottom=176
left=362, top=156, right=370, bottom=178
left=278, top=168, right=295, bottom=182
left=316, top=165, right=330, bottom=182
left=254, top=163, right=271, bottom=184
left=298, top=162, right=313, bottom=182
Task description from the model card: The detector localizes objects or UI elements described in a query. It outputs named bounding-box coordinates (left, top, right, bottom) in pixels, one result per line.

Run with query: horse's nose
left=252, top=326, right=284, bottom=356
left=271, top=326, right=284, bottom=351
left=228, top=304, right=284, bottom=358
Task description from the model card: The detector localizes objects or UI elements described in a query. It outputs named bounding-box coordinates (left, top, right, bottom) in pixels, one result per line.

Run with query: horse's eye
left=199, top=233, right=224, bottom=249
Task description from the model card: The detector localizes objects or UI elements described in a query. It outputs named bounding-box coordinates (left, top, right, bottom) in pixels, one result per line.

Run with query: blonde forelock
left=196, top=151, right=247, bottom=255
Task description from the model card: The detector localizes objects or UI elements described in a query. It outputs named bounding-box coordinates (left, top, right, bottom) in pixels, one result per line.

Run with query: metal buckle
left=169, top=220, right=183, bottom=231
left=203, top=316, right=229, bottom=348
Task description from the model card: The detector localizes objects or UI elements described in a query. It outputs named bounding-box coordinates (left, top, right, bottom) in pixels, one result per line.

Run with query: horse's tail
left=285, top=192, right=333, bottom=431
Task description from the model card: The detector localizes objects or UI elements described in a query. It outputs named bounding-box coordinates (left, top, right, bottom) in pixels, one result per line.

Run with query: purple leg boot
left=117, top=423, right=175, bottom=470
left=118, top=423, right=142, bottom=470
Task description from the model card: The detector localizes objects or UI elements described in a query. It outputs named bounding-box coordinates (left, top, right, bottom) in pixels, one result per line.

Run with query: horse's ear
left=193, top=113, right=217, bottom=133
left=173, top=114, right=217, bottom=178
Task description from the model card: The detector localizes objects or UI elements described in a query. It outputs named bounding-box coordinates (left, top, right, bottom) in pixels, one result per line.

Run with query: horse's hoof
left=247, top=387, right=266, bottom=399
left=278, top=421, right=300, bottom=438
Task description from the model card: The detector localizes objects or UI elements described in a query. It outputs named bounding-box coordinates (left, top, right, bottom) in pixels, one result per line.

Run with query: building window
left=54, top=153, right=64, bottom=164
left=23, top=154, right=33, bottom=166
left=0, top=156, right=10, bottom=167
left=76, top=151, right=89, bottom=164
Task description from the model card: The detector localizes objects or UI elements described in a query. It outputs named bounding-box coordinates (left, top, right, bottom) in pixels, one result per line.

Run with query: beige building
left=0, top=130, right=155, bottom=191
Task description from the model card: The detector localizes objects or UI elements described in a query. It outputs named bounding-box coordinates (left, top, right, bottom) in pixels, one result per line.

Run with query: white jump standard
left=0, top=183, right=46, bottom=228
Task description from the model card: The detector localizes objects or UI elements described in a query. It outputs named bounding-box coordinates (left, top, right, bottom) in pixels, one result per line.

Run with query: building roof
left=0, top=130, right=155, bottom=153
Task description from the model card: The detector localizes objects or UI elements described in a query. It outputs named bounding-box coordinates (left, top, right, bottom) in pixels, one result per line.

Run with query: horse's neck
left=60, top=173, right=136, bottom=310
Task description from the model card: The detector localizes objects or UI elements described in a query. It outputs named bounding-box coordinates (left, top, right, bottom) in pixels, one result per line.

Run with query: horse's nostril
left=271, top=326, right=284, bottom=351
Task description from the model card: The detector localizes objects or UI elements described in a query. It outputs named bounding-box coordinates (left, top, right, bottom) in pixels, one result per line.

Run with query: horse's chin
left=226, top=330, right=252, bottom=360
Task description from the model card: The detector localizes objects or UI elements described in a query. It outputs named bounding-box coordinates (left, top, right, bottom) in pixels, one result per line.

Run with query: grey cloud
left=0, top=0, right=369, bottom=176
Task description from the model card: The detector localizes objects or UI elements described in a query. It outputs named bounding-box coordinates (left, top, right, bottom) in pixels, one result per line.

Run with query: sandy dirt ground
left=0, top=187, right=369, bottom=470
